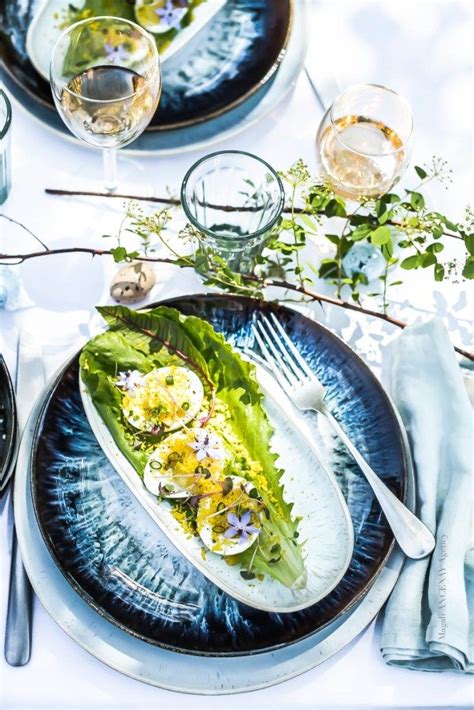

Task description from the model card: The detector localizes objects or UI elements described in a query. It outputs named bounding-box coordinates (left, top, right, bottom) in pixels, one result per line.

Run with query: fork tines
left=252, top=314, right=314, bottom=390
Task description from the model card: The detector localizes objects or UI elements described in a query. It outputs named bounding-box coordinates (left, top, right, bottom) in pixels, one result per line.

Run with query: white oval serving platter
left=80, top=360, right=354, bottom=613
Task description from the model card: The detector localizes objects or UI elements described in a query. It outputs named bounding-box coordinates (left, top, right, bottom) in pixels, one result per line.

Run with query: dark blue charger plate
left=0, top=0, right=292, bottom=131
left=31, top=295, right=408, bottom=656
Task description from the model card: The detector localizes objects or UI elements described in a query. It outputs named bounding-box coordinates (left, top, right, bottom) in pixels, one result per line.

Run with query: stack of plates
left=0, top=0, right=308, bottom=154
left=14, top=295, right=412, bottom=693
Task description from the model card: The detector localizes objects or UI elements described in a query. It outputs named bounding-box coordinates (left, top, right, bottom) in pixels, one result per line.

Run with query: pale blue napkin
left=381, top=317, right=474, bottom=673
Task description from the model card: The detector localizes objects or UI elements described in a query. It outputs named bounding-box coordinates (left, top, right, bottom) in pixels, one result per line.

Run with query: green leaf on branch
left=298, top=214, right=319, bottom=232
left=434, top=263, right=445, bottom=281
left=110, top=246, right=140, bottom=263
left=407, top=191, right=425, bottom=210
left=350, top=224, right=373, bottom=241
left=415, top=165, right=428, bottom=179
left=426, top=242, right=444, bottom=254
left=462, top=256, right=474, bottom=279
left=318, top=258, right=339, bottom=278
left=370, top=226, right=391, bottom=245
left=324, top=198, right=346, bottom=218
left=465, top=234, right=474, bottom=256
left=381, top=238, right=394, bottom=261
left=401, top=254, right=421, bottom=270
left=422, top=252, right=437, bottom=267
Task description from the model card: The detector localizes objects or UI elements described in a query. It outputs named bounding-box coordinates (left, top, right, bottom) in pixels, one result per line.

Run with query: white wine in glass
left=50, top=16, right=161, bottom=193
left=316, top=84, right=413, bottom=200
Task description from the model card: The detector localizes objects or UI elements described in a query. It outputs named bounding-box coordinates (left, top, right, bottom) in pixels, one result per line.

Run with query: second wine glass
left=50, top=16, right=162, bottom=193
left=315, top=84, right=414, bottom=200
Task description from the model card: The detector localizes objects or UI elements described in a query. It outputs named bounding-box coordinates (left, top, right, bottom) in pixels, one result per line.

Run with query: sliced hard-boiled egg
left=135, top=0, right=188, bottom=35
left=121, top=366, right=204, bottom=432
left=196, top=475, right=262, bottom=556
left=143, top=428, right=227, bottom=498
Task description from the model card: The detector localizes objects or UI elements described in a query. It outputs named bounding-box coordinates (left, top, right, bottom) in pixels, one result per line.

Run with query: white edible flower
left=188, top=430, right=224, bottom=461
left=116, top=370, right=145, bottom=391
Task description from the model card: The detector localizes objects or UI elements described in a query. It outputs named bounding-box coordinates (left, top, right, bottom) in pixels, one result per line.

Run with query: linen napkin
left=381, top=317, right=474, bottom=673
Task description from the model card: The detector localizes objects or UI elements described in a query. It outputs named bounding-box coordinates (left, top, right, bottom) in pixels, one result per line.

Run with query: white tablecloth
left=1, top=1, right=473, bottom=707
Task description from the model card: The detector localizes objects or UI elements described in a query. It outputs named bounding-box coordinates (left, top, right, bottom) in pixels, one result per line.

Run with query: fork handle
left=322, top=408, right=435, bottom=559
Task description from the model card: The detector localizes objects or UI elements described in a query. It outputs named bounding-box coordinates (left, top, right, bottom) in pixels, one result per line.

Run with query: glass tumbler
left=181, top=150, right=285, bottom=273
left=0, top=89, right=12, bottom=205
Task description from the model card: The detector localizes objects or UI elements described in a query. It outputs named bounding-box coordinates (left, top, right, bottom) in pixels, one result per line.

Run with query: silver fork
left=253, top=314, right=435, bottom=560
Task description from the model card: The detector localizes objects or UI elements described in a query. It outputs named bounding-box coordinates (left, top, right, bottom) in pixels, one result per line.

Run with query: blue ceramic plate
left=0, top=353, right=18, bottom=496
left=1, top=1, right=307, bottom=154
left=0, top=0, right=292, bottom=130
left=30, top=296, right=408, bottom=657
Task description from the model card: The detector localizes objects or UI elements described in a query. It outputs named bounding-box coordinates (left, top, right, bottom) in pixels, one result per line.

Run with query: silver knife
left=4, top=330, right=45, bottom=666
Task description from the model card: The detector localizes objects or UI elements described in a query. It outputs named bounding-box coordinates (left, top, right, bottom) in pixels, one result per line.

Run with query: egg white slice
left=143, top=429, right=227, bottom=499
left=144, top=448, right=189, bottom=499
left=197, top=476, right=261, bottom=556
left=122, top=366, right=204, bottom=432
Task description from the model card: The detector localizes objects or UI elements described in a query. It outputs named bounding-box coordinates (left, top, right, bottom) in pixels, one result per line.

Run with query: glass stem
left=103, top=148, right=118, bottom=194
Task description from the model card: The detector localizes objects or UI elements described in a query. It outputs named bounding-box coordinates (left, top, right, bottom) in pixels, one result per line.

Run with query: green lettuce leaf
left=80, top=305, right=305, bottom=589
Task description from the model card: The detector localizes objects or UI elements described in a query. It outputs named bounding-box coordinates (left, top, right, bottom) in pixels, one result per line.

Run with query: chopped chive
left=149, top=460, right=162, bottom=471
left=181, top=401, right=190, bottom=411
left=167, top=452, right=180, bottom=463
left=212, top=525, right=226, bottom=534
left=165, top=375, right=174, bottom=386
left=222, top=477, right=233, bottom=496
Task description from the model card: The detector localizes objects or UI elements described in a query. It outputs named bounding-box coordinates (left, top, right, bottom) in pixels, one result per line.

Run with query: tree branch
left=44, top=188, right=463, bottom=240
left=0, top=247, right=177, bottom=266
left=1, top=245, right=472, bottom=360
left=0, top=213, right=50, bottom=250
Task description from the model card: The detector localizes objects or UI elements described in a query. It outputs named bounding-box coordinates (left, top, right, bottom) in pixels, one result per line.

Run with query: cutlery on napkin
left=381, top=317, right=474, bottom=673
left=4, top=329, right=45, bottom=666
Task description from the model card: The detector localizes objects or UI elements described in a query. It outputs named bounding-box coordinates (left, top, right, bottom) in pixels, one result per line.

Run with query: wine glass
left=50, top=16, right=161, bottom=193
left=315, top=84, right=414, bottom=200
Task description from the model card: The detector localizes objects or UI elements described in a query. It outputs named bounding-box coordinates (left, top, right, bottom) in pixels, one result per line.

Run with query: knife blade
left=4, top=329, right=45, bottom=667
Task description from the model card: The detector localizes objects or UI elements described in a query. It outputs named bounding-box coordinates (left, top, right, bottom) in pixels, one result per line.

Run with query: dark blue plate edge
left=0, top=353, right=18, bottom=493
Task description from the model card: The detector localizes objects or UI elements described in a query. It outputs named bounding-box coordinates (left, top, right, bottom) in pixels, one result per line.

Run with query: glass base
left=197, top=241, right=265, bottom=276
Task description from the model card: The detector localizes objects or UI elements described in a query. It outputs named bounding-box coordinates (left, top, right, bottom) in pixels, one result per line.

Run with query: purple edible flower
left=155, top=0, right=187, bottom=30
left=104, top=43, right=129, bottom=63
left=188, top=430, right=224, bottom=461
left=224, top=511, right=260, bottom=544
left=116, top=370, right=144, bottom=391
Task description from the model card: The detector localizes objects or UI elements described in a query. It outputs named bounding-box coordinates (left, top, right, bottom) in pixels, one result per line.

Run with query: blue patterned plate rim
left=28, top=294, right=409, bottom=656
